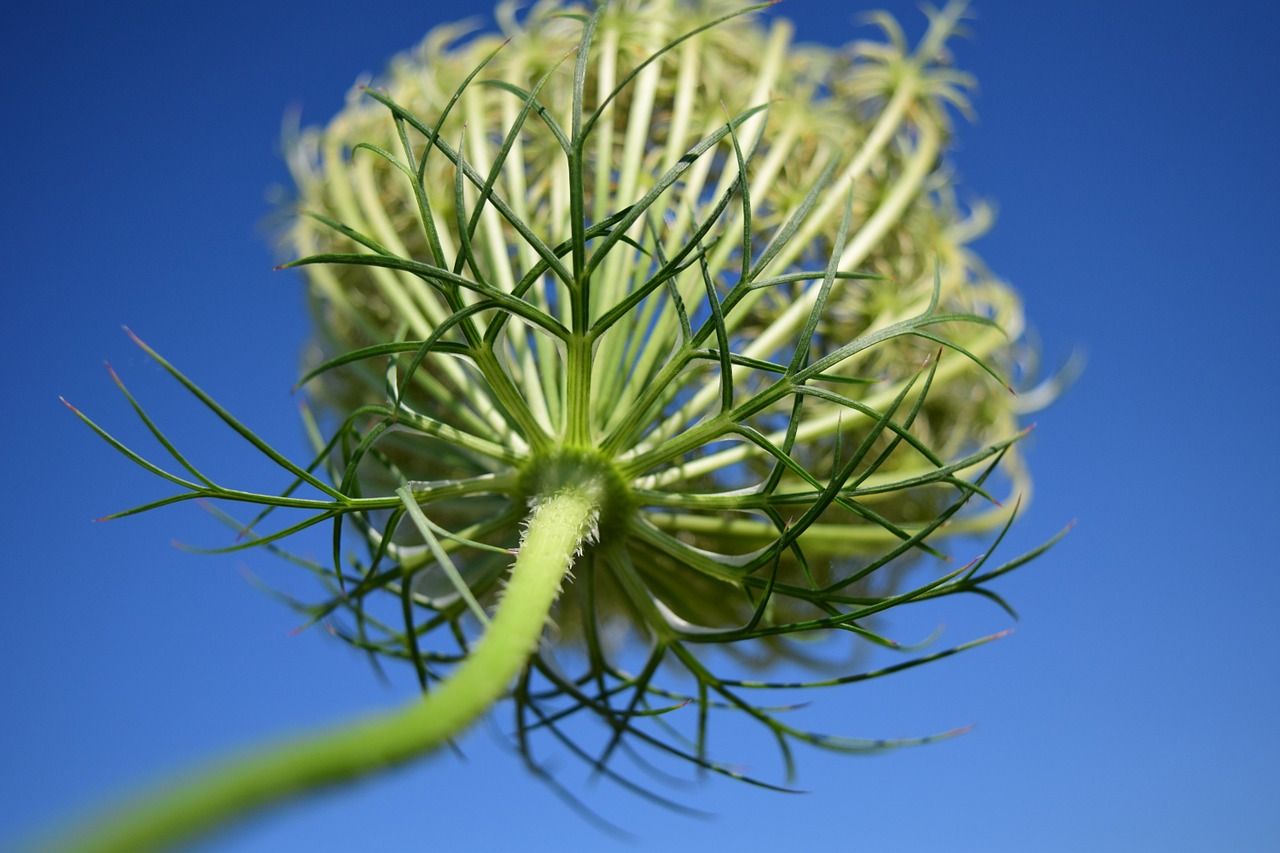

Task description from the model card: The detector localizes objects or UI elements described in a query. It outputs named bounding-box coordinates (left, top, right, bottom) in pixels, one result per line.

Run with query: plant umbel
left=56, top=0, right=1067, bottom=849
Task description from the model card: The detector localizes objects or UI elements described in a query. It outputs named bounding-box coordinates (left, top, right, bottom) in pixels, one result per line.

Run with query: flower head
left=73, top=0, right=1065, bottom=807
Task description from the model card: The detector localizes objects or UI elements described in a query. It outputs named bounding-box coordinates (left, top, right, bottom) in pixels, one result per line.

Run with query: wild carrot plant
left=57, top=0, right=1067, bottom=848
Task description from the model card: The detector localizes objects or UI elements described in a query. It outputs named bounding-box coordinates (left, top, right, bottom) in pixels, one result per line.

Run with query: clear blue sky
left=3, top=1, right=1277, bottom=850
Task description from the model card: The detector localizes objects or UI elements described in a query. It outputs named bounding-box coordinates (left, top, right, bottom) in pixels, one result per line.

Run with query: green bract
left=60, top=0, right=1066, bottom=848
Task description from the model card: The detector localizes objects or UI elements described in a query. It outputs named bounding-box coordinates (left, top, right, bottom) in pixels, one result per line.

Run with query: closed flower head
left=61, top=1, right=1068, bottom=848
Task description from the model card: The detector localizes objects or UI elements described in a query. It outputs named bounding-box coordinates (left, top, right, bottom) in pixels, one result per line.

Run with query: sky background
left=3, top=0, right=1278, bottom=851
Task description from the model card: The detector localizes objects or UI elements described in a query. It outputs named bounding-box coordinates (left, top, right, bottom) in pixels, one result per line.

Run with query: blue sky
left=3, top=1, right=1277, bottom=850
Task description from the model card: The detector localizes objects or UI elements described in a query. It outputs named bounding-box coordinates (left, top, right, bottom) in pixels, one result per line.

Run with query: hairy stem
left=52, top=488, right=599, bottom=853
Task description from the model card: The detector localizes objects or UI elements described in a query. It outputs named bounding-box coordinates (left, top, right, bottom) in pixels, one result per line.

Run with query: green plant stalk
left=50, top=487, right=600, bottom=853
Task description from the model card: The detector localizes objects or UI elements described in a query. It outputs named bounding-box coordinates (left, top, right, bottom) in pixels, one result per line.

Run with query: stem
left=51, top=488, right=600, bottom=853
left=564, top=333, right=594, bottom=446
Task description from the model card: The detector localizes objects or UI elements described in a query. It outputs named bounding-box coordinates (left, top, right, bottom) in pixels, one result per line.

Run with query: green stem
left=564, top=333, right=594, bottom=446
left=51, top=488, right=600, bottom=853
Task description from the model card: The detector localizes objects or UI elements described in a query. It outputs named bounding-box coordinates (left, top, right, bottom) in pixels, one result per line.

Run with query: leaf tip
left=122, top=326, right=149, bottom=352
